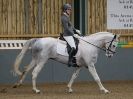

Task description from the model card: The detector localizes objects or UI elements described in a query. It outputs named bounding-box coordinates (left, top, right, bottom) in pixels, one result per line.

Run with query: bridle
left=106, top=35, right=117, bottom=54
left=78, top=35, right=117, bottom=54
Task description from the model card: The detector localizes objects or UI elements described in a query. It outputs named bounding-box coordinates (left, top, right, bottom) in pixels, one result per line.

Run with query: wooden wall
left=0, top=0, right=132, bottom=42
left=0, top=0, right=72, bottom=39
left=87, top=0, right=133, bottom=42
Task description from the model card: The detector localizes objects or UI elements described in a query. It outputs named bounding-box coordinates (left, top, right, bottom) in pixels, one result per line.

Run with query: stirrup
left=68, top=61, right=78, bottom=67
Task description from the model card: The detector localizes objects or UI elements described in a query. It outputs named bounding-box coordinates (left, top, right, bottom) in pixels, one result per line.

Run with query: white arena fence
left=0, top=40, right=27, bottom=49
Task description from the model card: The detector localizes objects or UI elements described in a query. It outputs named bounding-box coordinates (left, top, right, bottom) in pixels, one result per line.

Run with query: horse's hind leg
left=88, top=65, right=109, bottom=94
left=67, top=67, right=81, bottom=93
left=13, top=59, right=36, bottom=88
left=32, top=58, right=47, bottom=93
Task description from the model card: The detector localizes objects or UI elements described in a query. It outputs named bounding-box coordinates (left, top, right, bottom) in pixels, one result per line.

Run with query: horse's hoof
left=100, top=89, right=110, bottom=94
left=12, top=85, right=17, bottom=88
left=12, top=83, right=22, bottom=88
left=67, top=88, right=73, bottom=93
left=36, top=91, right=41, bottom=94
left=32, top=89, right=41, bottom=94
left=105, top=90, right=110, bottom=94
left=12, top=84, right=19, bottom=88
left=68, top=90, right=73, bottom=93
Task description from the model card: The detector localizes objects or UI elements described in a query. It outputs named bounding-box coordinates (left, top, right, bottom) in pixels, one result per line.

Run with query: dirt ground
left=0, top=81, right=133, bottom=99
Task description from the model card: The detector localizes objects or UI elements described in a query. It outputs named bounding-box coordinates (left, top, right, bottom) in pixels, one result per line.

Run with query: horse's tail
left=13, top=39, right=36, bottom=76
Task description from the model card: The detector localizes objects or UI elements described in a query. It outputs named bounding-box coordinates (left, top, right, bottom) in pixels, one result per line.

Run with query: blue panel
left=0, top=48, right=133, bottom=84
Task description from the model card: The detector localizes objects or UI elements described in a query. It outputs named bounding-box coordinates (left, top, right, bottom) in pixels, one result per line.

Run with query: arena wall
left=0, top=48, right=132, bottom=84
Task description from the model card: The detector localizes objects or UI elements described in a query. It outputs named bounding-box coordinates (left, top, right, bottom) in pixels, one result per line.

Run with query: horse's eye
left=113, top=45, right=116, bottom=47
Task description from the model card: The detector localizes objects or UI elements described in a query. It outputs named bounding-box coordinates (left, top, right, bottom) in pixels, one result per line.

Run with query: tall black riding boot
left=68, top=47, right=76, bottom=67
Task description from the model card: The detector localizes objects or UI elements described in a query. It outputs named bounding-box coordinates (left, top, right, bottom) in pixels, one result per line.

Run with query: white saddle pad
left=56, top=39, right=69, bottom=56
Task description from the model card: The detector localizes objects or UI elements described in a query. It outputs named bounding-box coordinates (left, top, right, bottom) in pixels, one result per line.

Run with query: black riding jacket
left=61, top=13, right=76, bottom=36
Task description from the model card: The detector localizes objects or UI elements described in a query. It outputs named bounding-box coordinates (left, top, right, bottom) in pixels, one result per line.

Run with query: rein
left=78, top=35, right=116, bottom=54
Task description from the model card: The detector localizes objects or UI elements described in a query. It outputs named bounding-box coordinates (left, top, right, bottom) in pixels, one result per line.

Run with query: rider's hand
left=75, top=29, right=81, bottom=35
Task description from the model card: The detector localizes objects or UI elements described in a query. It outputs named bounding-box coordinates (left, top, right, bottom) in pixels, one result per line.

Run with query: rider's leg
left=68, top=47, right=75, bottom=67
left=64, top=36, right=76, bottom=67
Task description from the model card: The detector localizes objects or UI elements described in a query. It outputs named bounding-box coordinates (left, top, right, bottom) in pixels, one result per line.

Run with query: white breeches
left=64, top=36, right=76, bottom=49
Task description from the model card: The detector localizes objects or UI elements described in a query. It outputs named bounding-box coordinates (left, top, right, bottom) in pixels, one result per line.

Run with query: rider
left=61, top=3, right=81, bottom=67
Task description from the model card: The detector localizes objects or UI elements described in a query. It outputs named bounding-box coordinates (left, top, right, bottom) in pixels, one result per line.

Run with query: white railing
left=0, top=40, right=27, bottom=49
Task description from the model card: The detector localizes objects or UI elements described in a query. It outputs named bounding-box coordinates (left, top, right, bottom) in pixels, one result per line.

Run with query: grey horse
left=13, top=32, right=119, bottom=94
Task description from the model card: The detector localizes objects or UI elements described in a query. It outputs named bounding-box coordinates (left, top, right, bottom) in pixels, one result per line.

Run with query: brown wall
left=0, top=0, right=132, bottom=42
left=0, top=0, right=72, bottom=39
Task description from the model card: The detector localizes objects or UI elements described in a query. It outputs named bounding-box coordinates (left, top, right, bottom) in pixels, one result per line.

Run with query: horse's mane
left=82, top=32, right=114, bottom=41
left=85, top=32, right=112, bottom=38
left=88, top=32, right=113, bottom=37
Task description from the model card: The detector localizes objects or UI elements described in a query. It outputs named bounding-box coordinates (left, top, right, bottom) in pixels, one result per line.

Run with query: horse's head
left=105, top=34, right=120, bottom=58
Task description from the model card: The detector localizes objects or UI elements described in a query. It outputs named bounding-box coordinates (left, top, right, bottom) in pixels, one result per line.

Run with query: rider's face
left=66, top=8, right=72, bottom=15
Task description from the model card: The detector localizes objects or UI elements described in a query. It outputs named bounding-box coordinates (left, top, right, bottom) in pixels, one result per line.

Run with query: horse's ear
left=115, top=34, right=120, bottom=41
left=116, top=34, right=120, bottom=38
left=114, top=34, right=120, bottom=38
left=114, top=34, right=117, bottom=39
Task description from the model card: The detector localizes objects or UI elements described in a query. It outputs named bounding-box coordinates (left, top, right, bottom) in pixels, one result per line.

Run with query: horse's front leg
left=67, top=67, right=81, bottom=93
left=88, top=65, right=110, bottom=94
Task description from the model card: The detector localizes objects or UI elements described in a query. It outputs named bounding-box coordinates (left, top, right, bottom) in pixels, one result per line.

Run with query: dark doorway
left=74, top=0, right=86, bottom=35
left=74, top=0, right=80, bottom=30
